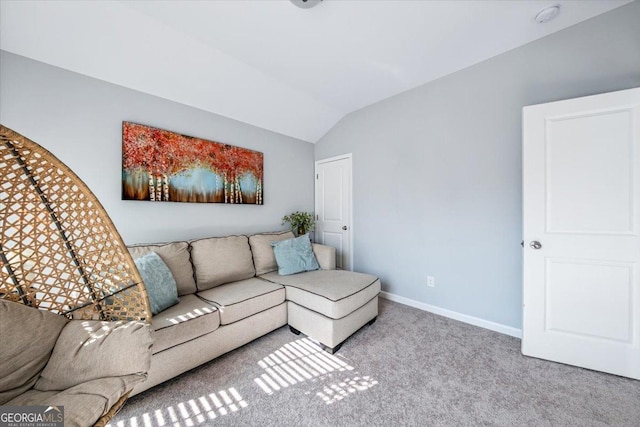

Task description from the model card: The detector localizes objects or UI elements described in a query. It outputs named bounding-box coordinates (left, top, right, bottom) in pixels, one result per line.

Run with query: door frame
left=315, top=153, right=353, bottom=271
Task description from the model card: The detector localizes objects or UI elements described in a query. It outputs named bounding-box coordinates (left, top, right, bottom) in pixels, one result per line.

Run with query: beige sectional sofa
left=128, top=231, right=380, bottom=395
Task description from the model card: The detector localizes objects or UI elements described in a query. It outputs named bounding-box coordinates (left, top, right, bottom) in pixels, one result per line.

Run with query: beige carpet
left=108, top=299, right=640, bottom=426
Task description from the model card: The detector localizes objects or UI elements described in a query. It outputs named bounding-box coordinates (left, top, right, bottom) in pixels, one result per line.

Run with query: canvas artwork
left=122, top=122, right=263, bottom=204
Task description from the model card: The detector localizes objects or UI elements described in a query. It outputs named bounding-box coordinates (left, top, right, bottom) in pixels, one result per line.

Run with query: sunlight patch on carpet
left=252, top=337, right=378, bottom=404
left=315, top=375, right=379, bottom=404
left=106, top=387, right=247, bottom=427
left=253, top=337, right=354, bottom=395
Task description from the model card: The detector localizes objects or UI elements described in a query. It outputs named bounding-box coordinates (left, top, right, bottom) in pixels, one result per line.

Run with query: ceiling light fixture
left=290, top=0, right=323, bottom=9
left=535, top=4, right=561, bottom=23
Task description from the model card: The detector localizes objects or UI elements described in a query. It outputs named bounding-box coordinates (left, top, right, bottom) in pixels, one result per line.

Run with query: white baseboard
left=379, top=291, right=522, bottom=339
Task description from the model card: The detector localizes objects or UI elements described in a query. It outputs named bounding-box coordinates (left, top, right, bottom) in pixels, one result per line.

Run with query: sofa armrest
left=312, top=244, right=336, bottom=270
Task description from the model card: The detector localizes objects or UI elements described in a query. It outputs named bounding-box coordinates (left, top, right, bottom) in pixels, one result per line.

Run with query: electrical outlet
left=427, top=276, right=435, bottom=287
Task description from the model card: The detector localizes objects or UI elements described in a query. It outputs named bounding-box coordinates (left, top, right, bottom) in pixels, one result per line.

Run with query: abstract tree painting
left=122, top=122, right=263, bottom=204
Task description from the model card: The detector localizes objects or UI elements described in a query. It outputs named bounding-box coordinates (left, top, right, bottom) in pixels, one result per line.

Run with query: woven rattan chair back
left=0, top=125, right=150, bottom=321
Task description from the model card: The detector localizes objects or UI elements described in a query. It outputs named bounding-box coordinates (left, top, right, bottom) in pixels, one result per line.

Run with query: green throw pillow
left=271, top=234, right=320, bottom=276
left=134, top=252, right=179, bottom=314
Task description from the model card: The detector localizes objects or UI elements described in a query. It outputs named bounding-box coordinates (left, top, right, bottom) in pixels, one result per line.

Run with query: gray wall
left=315, top=2, right=640, bottom=329
left=0, top=51, right=315, bottom=244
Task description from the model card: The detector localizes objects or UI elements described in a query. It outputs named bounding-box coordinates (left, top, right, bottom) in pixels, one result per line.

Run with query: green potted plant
left=282, top=211, right=315, bottom=236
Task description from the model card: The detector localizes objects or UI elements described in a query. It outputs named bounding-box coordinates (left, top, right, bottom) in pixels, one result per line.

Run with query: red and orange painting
left=122, top=122, right=263, bottom=204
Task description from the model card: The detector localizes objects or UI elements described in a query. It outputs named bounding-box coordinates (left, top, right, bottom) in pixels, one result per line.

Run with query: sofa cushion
left=0, top=301, right=68, bottom=404
left=190, top=235, right=255, bottom=290
left=134, top=251, right=180, bottom=315
left=35, top=320, right=152, bottom=391
left=151, top=294, right=220, bottom=354
left=261, top=270, right=381, bottom=319
left=128, top=241, right=196, bottom=296
left=197, top=278, right=285, bottom=325
left=271, top=234, right=320, bottom=275
left=248, top=231, right=295, bottom=275
left=8, top=375, right=145, bottom=427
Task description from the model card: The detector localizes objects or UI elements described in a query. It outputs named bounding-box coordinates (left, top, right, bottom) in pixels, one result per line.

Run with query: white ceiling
left=0, top=0, right=633, bottom=142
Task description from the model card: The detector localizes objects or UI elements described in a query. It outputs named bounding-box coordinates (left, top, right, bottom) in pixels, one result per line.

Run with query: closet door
left=315, top=154, right=353, bottom=271
left=522, top=87, right=640, bottom=379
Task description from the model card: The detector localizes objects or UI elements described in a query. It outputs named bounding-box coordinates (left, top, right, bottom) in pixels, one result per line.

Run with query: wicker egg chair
left=0, top=125, right=151, bottom=426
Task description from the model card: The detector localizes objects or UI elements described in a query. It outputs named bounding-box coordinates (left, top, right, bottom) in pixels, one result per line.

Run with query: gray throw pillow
left=35, top=320, right=153, bottom=391
left=0, top=301, right=68, bottom=404
left=271, top=234, right=320, bottom=275
left=134, top=251, right=180, bottom=314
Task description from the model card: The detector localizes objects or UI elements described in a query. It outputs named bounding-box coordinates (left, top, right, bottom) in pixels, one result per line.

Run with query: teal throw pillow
left=271, top=234, right=320, bottom=276
left=134, top=251, right=179, bottom=315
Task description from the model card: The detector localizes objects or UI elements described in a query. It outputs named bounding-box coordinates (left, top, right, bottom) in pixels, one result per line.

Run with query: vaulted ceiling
left=0, top=0, right=632, bottom=142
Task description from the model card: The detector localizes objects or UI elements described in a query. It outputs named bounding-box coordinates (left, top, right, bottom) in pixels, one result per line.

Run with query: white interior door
left=315, top=154, right=352, bottom=271
left=522, top=87, right=640, bottom=379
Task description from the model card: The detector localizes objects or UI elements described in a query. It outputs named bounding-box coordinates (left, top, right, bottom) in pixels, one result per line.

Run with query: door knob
left=530, top=241, right=542, bottom=250
left=342, top=226, right=348, bottom=230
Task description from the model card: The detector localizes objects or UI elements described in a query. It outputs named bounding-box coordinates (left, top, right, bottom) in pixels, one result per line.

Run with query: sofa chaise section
left=261, top=270, right=380, bottom=353
left=262, top=270, right=380, bottom=319
left=250, top=231, right=379, bottom=353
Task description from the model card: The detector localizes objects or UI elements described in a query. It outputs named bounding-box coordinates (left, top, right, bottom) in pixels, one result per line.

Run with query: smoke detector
left=290, top=0, right=323, bottom=9
left=535, top=4, right=561, bottom=23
